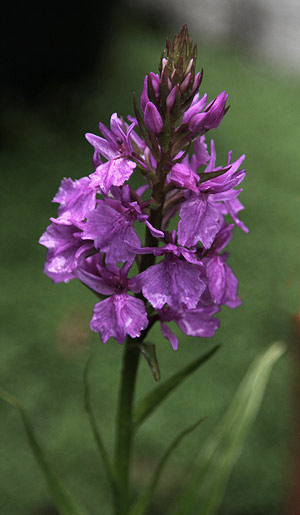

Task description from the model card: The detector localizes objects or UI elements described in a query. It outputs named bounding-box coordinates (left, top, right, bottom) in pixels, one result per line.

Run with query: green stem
left=114, top=338, right=141, bottom=514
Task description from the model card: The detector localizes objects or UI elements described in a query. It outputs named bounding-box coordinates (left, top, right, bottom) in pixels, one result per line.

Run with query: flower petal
left=90, top=294, right=148, bottom=344
left=89, top=158, right=136, bottom=194
left=140, top=256, right=205, bottom=310
left=178, top=196, right=223, bottom=249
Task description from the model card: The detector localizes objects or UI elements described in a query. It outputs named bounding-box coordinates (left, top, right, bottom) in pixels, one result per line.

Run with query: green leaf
left=136, top=342, right=160, bottom=382
left=133, top=344, right=220, bottom=430
left=0, top=387, right=88, bottom=515
left=83, top=354, right=119, bottom=499
left=129, top=417, right=206, bottom=515
left=168, top=341, right=286, bottom=515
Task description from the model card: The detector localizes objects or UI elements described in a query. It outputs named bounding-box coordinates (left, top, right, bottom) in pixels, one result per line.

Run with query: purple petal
left=139, top=255, right=205, bottom=310
left=39, top=222, right=91, bottom=283
left=110, top=113, right=126, bottom=141
left=210, top=189, right=242, bottom=202
left=175, top=307, right=220, bottom=337
left=188, top=113, right=207, bottom=133
left=180, top=72, right=191, bottom=93
left=82, top=202, right=141, bottom=264
left=166, top=85, right=179, bottom=109
left=161, top=322, right=178, bottom=350
left=169, top=163, right=199, bottom=192
left=203, top=140, right=217, bottom=173
left=89, top=158, right=136, bottom=194
left=92, top=150, right=102, bottom=169
left=178, top=196, right=223, bottom=249
left=225, top=197, right=249, bottom=233
left=53, top=177, right=96, bottom=223
left=224, top=262, right=241, bottom=308
left=145, top=220, right=164, bottom=238
left=205, top=256, right=241, bottom=307
left=203, top=91, right=228, bottom=130
left=98, top=121, right=116, bottom=146
left=206, top=256, right=226, bottom=304
left=182, top=93, right=207, bottom=125
left=39, top=221, right=80, bottom=252
left=90, top=294, right=148, bottom=344
left=194, top=135, right=210, bottom=167
left=149, top=72, right=161, bottom=99
left=85, top=133, right=117, bottom=160
left=76, top=259, right=115, bottom=296
left=211, top=224, right=234, bottom=253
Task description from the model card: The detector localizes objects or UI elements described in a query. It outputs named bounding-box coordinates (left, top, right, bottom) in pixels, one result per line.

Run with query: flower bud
left=149, top=72, right=161, bottom=100
left=182, top=93, right=207, bottom=125
left=180, top=72, right=191, bottom=94
left=203, top=91, right=228, bottom=130
left=166, top=84, right=179, bottom=109
left=144, top=102, right=163, bottom=135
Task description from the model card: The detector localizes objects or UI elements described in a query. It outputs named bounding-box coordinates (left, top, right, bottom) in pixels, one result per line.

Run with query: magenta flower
left=144, top=102, right=163, bottom=135
left=40, top=26, right=247, bottom=351
left=82, top=199, right=142, bottom=264
left=178, top=195, right=223, bottom=249
left=139, top=255, right=205, bottom=310
left=76, top=258, right=148, bottom=344
left=205, top=255, right=241, bottom=308
left=177, top=140, right=247, bottom=249
left=132, top=237, right=205, bottom=310
left=81, top=186, right=162, bottom=264
left=52, top=176, right=96, bottom=224
left=159, top=303, right=220, bottom=350
left=39, top=221, right=93, bottom=283
left=86, top=113, right=137, bottom=194
left=181, top=91, right=228, bottom=136
left=90, top=295, right=148, bottom=344
left=169, top=163, right=200, bottom=193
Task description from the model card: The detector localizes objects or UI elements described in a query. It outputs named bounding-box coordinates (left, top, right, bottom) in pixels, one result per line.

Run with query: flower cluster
left=40, top=26, right=247, bottom=350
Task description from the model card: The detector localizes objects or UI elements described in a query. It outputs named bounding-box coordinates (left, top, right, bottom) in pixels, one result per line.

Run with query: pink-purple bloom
left=40, top=26, right=247, bottom=348
left=86, top=113, right=137, bottom=194
left=53, top=177, right=96, bottom=224
left=39, top=221, right=93, bottom=283
left=76, top=258, right=148, bottom=344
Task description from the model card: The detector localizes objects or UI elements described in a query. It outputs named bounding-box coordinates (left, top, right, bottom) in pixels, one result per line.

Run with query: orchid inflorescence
left=39, top=26, right=248, bottom=351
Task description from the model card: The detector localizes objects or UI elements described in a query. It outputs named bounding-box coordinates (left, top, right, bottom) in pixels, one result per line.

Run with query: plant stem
left=114, top=337, right=140, bottom=514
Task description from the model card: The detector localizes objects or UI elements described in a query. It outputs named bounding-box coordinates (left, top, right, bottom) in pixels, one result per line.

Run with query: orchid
left=38, top=25, right=250, bottom=515
left=40, top=22, right=247, bottom=347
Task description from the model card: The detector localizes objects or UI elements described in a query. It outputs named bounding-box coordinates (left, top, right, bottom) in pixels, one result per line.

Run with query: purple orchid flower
left=39, top=220, right=93, bottom=283
left=204, top=255, right=241, bottom=308
left=140, top=75, right=164, bottom=135
left=178, top=194, right=224, bottom=249
left=40, top=26, right=247, bottom=351
left=158, top=302, right=220, bottom=350
left=132, top=232, right=205, bottom=310
left=52, top=176, right=97, bottom=224
left=81, top=185, right=163, bottom=264
left=181, top=91, right=228, bottom=136
left=177, top=140, right=247, bottom=249
left=86, top=113, right=137, bottom=194
left=76, top=257, right=148, bottom=344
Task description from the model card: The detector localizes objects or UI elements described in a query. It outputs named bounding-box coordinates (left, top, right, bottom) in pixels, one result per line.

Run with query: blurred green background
left=1, top=4, right=300, bottom=514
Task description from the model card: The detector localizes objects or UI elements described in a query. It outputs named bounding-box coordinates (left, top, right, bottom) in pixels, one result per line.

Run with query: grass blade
left=133, top=344, right=220, bottom=430
left=129, top=417, right=206, bottom=515
left=0, top=387, right=88, bottom=515
left=168, top=341, right=286, bottom=515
